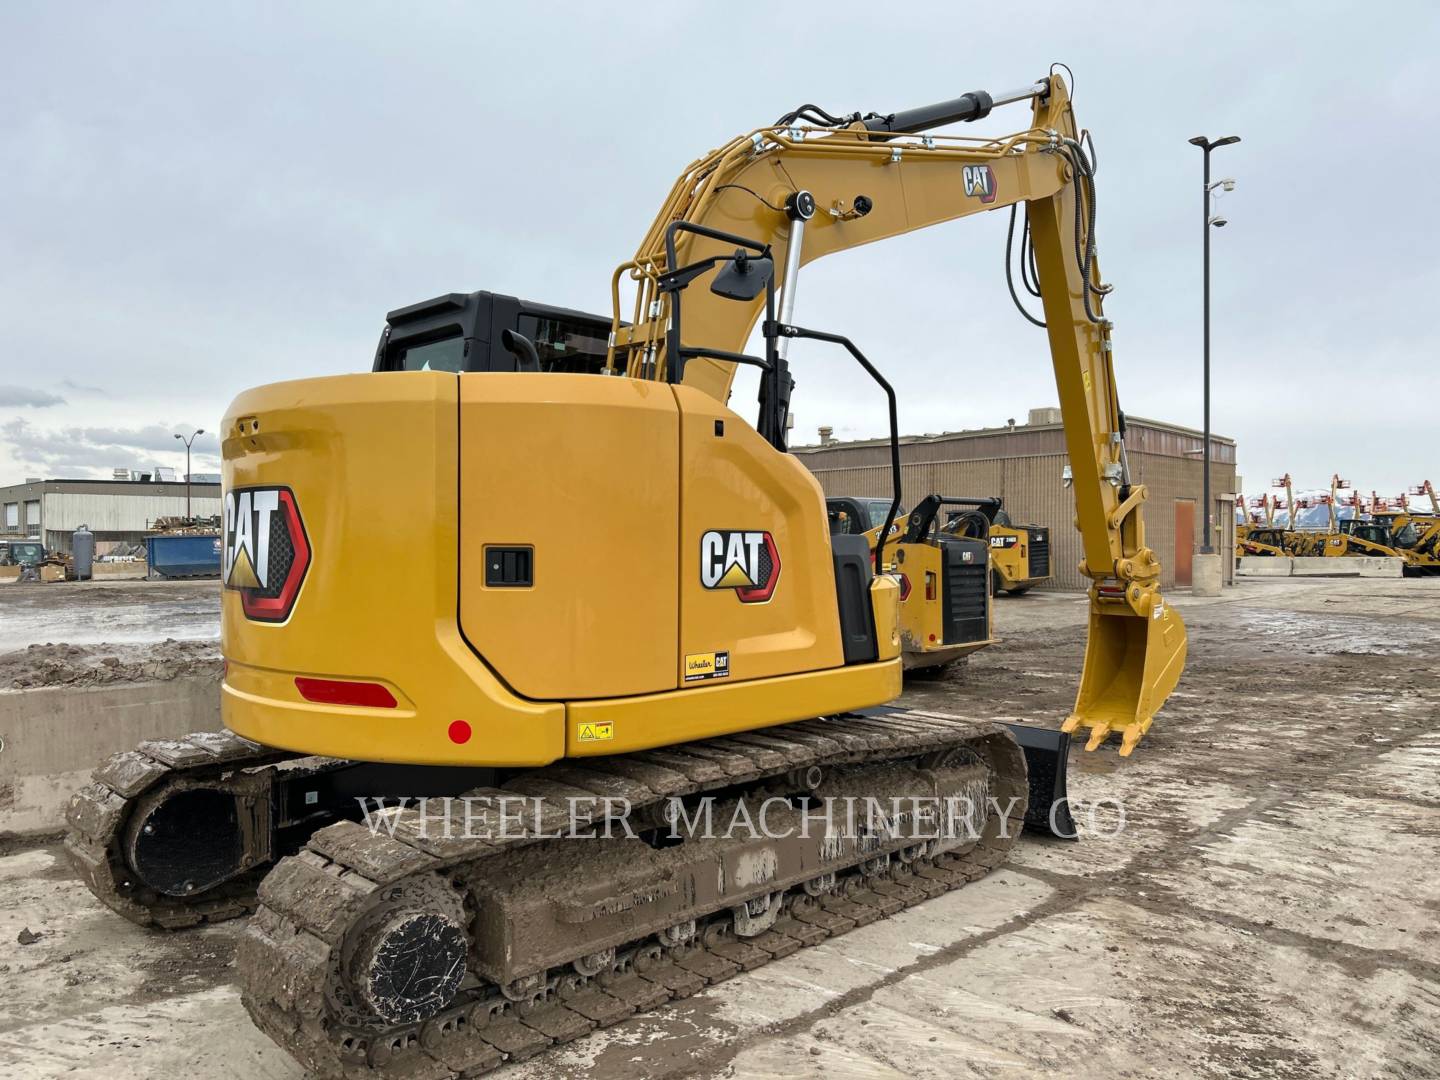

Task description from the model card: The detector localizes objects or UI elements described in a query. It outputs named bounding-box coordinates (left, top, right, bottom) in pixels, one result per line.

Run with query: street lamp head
left=1188, top=136, right=1210, bottom=148
left=195, top=428, right=205, bottom=436
left=1214, top=135, right=1241, bottom=147
left=174, top=433, right=182, bottom=440
left=1209, top=215, right=1228, bottom=228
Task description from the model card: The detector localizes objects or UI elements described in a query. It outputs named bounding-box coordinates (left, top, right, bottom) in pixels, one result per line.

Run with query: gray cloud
left=1, top=418, right=218, bottom=478
left=0, top=386, right=66, bottom=408
left=1, top=3, right=1437, bottom=495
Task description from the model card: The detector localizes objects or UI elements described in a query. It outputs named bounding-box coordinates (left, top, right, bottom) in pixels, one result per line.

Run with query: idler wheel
left=125, top=787, right=246, bottom=898
left=346, top=876, right=469, bottom=1025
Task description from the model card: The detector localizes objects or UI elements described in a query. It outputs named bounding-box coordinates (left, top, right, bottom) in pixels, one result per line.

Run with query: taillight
left=294, top=677, right=397, bottom=709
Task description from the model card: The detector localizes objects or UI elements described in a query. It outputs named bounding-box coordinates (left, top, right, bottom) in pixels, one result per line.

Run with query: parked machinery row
left=1237, top=474, right=1440, bottom=575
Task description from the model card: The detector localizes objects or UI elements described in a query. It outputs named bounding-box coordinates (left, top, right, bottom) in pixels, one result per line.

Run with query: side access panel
left=673, top=385, right=844, bottom=686
left=459, top=374, right=680, bottom=700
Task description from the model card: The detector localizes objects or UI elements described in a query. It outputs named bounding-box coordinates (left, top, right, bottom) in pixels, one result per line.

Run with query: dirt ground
left=0, top=578, right=219, bottom=655
left=0, top=577, right=1436, bottom=1079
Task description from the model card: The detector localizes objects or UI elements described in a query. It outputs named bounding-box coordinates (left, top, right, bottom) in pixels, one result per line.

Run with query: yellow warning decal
left=577, top=721, right=613, bottom=743
left=1082, top=369, right=1093, bottom=392
left=684, top=650, right=730, bottom=683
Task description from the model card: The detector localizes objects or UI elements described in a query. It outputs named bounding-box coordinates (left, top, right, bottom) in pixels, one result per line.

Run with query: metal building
left=794, top=408, right=1237, bottom=591
left=0, top=478, right=222, bottom=554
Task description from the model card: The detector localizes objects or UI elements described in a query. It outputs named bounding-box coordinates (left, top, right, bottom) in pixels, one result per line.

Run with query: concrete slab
left=1292, top=556, right=1403, bottom=577
left=0, top=678, right=220, bottom=835
left=91, top=563, right=147, bottom=581
left=1237, top=556, right=1293, bottom=576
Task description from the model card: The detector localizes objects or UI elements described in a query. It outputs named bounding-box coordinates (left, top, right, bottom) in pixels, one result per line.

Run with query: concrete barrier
left=1238, top=556, right=1294, bottom=577
left=1292, top=556, right=1404, bottom=578
left=0, top=677, right=220, bottom=837
left=91, top=562, right=147, bottom=581
left=1191, top=553, right=1224, bottom=596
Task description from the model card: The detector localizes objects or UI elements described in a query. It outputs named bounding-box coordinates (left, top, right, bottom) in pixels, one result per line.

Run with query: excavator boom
left=610, top=74, right=1185, bottom=754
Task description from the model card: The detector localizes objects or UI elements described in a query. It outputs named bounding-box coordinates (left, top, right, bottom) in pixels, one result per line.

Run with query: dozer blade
left=1003, top=724, right=1077, bottom=839
left=1062, top=596, right=1187, bottom=757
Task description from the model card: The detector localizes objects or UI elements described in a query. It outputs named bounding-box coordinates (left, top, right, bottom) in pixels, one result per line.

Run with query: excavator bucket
left=1004, top=723, right=1078, bottom=839
left=1063, top=596, right=1187, bottom=757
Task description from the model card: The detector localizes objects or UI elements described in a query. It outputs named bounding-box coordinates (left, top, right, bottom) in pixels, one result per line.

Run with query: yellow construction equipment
left=1297, top=476, right=1415, bottom=565
left=1380, top=482, right=1440, bottom=573
left=1235, top=491, right=1278, bottom=553
left=982, top=506, right=1053, bottom=596
left=66, top=72, right=1179, bottom=1078
left=829, top=494, right=998, bottom=672
left=1238, top=484, right=1300, bottom=557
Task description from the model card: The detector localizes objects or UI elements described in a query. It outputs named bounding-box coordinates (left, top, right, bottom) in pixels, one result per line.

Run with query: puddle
left=1229, top=608, right=1439, bottom=656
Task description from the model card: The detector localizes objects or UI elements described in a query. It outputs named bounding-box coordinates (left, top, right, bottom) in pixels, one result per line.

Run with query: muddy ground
left=0, top=578, right=221, bottom=687
left=0, top=577, right=1436, bottom=1079
left=0, top=578, right=219, bottom=655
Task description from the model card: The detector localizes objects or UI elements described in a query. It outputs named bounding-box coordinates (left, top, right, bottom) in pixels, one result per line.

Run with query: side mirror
left=710, top=250, right=774, bottom=301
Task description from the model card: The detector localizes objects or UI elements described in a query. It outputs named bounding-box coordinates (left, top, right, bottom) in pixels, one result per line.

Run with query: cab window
left=517, top=315, right=610, bottom=374
left=397, top=333, right=464, bottom=372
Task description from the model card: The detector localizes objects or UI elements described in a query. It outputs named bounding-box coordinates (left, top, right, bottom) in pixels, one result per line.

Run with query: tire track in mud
left=645, top=691, right=1440, bottom=1079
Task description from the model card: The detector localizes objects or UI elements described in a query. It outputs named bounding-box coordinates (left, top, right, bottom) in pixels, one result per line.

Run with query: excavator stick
left=1064, top=597, right=1187, bottom=756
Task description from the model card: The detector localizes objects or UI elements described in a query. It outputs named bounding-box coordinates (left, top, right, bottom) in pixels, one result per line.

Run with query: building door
left=1174, top=499, right=1195, bottom=587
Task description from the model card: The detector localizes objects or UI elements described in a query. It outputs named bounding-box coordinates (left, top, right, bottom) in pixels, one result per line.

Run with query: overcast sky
left=3, top=2, right=1437, bottom=499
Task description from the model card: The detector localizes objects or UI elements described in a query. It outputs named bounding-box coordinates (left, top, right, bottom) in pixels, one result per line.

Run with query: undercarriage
left=68, top=709, right=1028, bottom=1078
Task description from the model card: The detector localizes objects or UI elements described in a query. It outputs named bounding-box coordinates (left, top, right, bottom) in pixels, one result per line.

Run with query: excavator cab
left=372, top=291, right=616, bottom=375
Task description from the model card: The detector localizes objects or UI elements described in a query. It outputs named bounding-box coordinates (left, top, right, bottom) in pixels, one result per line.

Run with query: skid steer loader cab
left=827, top=497, right=905, bottom=536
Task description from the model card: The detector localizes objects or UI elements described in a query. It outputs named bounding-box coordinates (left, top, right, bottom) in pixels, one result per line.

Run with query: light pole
left=174, top=429, right=205, bottom=519
left=1187, top=134, right=1239, bottom=554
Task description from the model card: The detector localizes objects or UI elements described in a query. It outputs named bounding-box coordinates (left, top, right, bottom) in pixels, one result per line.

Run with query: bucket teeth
left=1083, top=721, right=1112, bottom=753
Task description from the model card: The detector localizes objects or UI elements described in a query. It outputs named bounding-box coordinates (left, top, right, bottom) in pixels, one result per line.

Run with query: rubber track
left=238, top=709, right=1027, bottom=1079
left=63, top=730, right=305, bottom=928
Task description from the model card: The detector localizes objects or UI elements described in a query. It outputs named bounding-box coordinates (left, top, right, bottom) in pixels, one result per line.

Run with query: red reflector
left=294, top=677, right=397, bottom=708
left=448, top=720, right=472, bottom=744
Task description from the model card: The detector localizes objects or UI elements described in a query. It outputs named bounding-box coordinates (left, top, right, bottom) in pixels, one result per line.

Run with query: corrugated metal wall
left=44, top=492, right=222, bottom=533
left=797, top=426, right=1235, bottom=591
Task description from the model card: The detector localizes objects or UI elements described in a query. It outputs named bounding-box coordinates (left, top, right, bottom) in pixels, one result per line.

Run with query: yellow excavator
left=65, top=72, right=1183, bottom=1078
